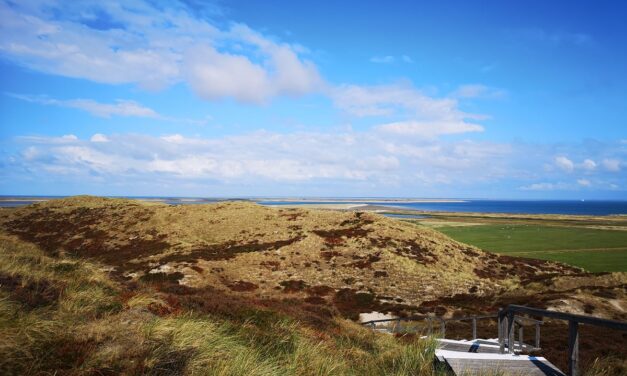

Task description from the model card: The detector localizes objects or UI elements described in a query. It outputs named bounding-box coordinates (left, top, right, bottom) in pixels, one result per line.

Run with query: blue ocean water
left=1, top=197, right=626, bottom=215
left=257, top=200, right=627, bottom=216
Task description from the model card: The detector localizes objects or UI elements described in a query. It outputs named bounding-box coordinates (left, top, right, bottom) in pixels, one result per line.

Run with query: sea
left=1, top=196, right=626, bottom=216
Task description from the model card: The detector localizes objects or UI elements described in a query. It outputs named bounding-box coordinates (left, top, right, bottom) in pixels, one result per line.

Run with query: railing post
left=499, top=314, right=507, bottom=354
left=441, top=319, right=446, bottom=338
left=507, top=312, right=515, bottom=354
left=568, top=321, right=579, bottom=376
left=472, top=318, right=477, bottom=340
left=518, top=325, right=524, bottom=348
left=535, top=322, right=540, bottom=349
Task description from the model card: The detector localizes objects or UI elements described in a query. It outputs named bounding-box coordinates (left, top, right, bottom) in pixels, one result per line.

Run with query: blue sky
left=0, top=0, right=625, bottom=198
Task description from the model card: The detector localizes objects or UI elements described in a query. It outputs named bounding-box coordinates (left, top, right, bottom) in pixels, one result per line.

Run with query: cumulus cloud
left=555, top=156, right=575, bottom=172
left=552, top=156, right=623, bottom=174
left=6, top=130, right=511, bottom=187
left=330, top=83, right=486, bottom=138
left=577, top=179, right=591, bottom=187
left=0, top=0, right=321, bottom=102
left=580, top=159, right=597, bottom=171
left=602, top=158, right=621, bottom=172
left=6, top=132, right=626, bottom=195
left=331, top=83, right=472, bottom=119
left=90, top=134, right=109, bottom=143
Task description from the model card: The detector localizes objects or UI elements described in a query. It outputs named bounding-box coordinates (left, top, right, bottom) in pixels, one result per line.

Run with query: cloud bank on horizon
left=0, top=0, right=625, bottom=198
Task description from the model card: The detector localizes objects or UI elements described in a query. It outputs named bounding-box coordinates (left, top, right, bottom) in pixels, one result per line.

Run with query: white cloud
left=580, top=159, right=596, bottom=171
left=8, top=130, right=510, bottom=186
left=332, top=83, right=481, bottom=119
left=7, top=132, right=625, bottom=195
left=8, top=93, right=159, bottom=118
left=370, top=55, right=395, bottom=64
left=401, top=55, right=414, bottom=63
left=330, top=83, right=487, bottom=138
left=90, top=134, right=109, bottom=143
left=0, top=0, right=321, bottom=103
left=555, top=156, right=574, bottom=172
left=184, top=24, right=323, bottom=103
left=21, top=146, right=39, bottom=161
left=451, top=84, right=506, bottom=99
left=514, top=28, right=593, bottom=46
left=7, top=93, right=208, bottom=124
left=577, top=179, right=591, bottom=187
left=520, top=182, right=560, bottom=191
left=376, top=120, right=483, bottom=138
left=369, top=55, right=414, bottom=64
left=519, top=181, right=583, bottom=191
left=602, top=158, right=621, bottom=172
left=184, top=46, right=273, bottom=103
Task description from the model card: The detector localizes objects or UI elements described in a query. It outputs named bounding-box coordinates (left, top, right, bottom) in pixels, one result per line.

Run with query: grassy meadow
left=436, top=224, right=627, bottom=272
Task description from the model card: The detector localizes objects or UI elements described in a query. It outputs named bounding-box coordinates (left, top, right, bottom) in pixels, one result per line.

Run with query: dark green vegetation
left=437, top=224, right=627, bottom=272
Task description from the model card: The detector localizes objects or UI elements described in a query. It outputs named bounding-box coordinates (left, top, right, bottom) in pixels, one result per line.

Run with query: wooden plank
left=437, top=341, right=501, bottom=354
left=445, top=358, right=565, bottom=376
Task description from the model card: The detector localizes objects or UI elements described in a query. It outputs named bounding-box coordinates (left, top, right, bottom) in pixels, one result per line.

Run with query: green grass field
left=436, top=224, right=627, bottom=272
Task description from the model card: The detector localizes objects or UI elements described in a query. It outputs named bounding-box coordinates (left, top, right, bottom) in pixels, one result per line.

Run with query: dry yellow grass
left=1, top=196, right=625, bottom=374
left=0, top=196, right=583, bottom=314
left=0, top=233, right=449, bottom=375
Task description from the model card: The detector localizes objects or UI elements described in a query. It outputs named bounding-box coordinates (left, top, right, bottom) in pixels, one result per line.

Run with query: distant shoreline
left=257, top=198, right=467, bottom=203
left=1, top=196, right=626, bottom=216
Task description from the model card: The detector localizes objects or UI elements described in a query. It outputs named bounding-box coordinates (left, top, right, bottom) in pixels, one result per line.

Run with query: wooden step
left=436, top=341, right=566, bottom=376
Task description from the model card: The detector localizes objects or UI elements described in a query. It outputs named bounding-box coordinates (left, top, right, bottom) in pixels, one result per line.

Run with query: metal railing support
left=568, top=321, right=579, bottom=376
left=360, top=303, right=626, bottom=376
left=535, top=322, right=541, bottom=349
left=499, top=314, right=507, bottom=354
left=507, top=312, right=515, bottom=353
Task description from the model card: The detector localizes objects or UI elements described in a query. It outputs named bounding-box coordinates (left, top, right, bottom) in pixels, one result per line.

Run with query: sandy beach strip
left=265, top=203, right=370, bottom=210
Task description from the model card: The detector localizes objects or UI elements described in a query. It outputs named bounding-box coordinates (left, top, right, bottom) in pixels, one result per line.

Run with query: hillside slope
left=0, top=196, right=626, bottom=374
left=0, top=196, right=581, bottom=317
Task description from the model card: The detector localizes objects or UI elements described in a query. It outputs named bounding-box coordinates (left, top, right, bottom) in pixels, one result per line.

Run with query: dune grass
left=436, top=224, right=627, bottom=272
left=0, top=234, right=445, bottom=375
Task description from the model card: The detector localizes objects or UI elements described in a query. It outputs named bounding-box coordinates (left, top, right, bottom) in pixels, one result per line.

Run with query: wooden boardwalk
left=362, top=304, right=627, bottom=376
left=436, top=339, right=565, bottom=376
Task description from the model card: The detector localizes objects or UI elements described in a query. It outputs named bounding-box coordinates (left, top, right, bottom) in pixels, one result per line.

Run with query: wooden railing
left=362, top=313, right=542, bottom=350
left=362, top=305, right=627, bottom=376
left=498, top=305, right=627, bottom=376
